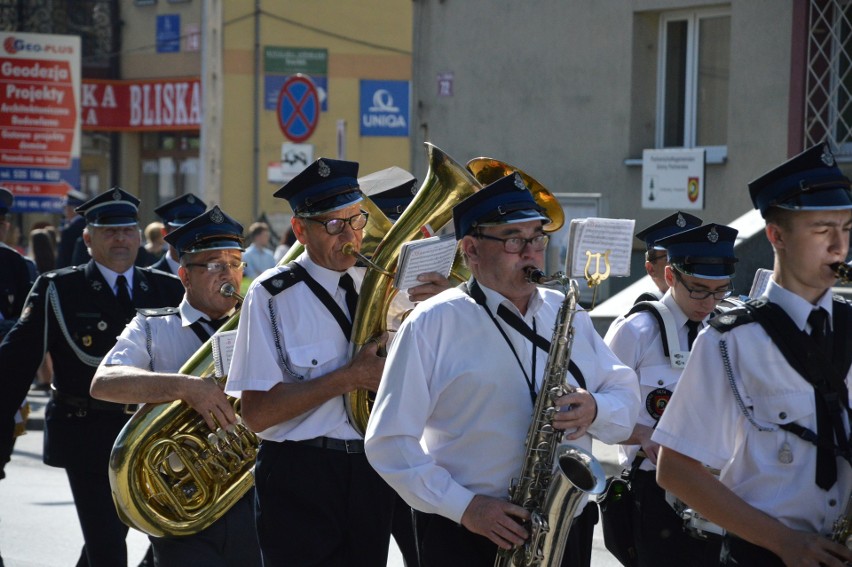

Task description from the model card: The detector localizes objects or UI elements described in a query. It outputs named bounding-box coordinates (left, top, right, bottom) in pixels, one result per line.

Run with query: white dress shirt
left=365, top=282, right=639, bottom=524
left=652, top=279, right=851, bottom=535
left=605, top=290, right=703, bottom=470
left=100, top=296, right=230, bottom=373
left=225, top=251, right=364, bottom=442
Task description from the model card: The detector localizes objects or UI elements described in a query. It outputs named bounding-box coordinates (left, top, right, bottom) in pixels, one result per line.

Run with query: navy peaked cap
left=359, top=166, right=417, bottom=220
left=0, top=187, right=12, bottom=216
left=274, top=158, right=362, bottom=216
left=748, top=143, right=852, bottom=218
left=64, top=189, right=87, bottom=208
left=163, top=205, right=244, bottom=257
left=656, top=223, right=738, bottom=279
left=634, top=211, right=703, bottom=251
left=154, top=193, right=207, bottom=227
left=75, top=187, right=140, bottom=227
left=452, top=172, right=549, bottom=239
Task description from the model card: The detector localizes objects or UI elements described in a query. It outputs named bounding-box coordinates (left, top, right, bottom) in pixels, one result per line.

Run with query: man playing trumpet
left=91, top=206, right=262, bottom=567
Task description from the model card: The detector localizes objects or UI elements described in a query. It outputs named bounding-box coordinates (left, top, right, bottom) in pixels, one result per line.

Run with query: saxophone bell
left=831, top=261, right=852, bottom=284
left=219, top=282, right=244, bottom=302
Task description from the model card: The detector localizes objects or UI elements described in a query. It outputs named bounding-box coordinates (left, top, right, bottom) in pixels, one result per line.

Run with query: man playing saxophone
left=655, top=143, right=852, bottom=566
left=365, top=173, right=639, bottom=567
left=90, top=206, right=262, bottom=567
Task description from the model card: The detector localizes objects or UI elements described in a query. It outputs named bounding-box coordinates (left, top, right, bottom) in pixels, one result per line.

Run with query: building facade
left=410, top=0, right=852, bottom=295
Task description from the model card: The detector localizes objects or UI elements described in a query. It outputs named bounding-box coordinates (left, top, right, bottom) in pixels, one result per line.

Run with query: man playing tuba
left=91, top=206, right=262, bottom=567
left=365, top=173, right=639, bottom=567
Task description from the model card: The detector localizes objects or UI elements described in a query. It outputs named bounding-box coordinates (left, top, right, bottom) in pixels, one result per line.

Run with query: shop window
left=656, top=9, right=731, bottom=162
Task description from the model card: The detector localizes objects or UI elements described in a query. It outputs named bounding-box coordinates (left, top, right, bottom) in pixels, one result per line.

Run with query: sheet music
left=393, top=233, right=458, bottom=291
left=565, top=217, right=635, bottom=278
left=211, top=330, right=238, bottom=378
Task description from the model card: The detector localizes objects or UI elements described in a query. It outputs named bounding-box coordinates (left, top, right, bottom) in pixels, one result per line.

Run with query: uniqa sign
left=359, top=80, right=409, bottom=137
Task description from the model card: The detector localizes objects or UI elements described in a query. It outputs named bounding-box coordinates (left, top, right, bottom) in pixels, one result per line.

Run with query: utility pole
left=200, top=0, right=223, bottom=205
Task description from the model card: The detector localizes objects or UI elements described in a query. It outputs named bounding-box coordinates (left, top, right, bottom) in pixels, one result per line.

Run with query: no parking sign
left=277, top=74, right=319, bottom=143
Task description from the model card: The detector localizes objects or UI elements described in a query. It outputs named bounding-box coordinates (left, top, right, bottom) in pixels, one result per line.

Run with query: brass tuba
left=345, top=142, right=483, bottom=435
left=109, top=204, right=396, bottom=536
left=108, top=284, right=256, bottom=537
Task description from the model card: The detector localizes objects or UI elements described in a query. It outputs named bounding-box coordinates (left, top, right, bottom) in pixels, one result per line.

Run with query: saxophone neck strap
left=464, top=279, right=587, bottom=391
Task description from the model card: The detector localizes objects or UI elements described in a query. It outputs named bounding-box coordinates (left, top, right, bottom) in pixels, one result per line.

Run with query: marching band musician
left=90, top=206, right=262, bottom=567
left=149, top=192, right=207, bottom=275
left=654, top=143, right=852, bottom=566
left=0, top=188, right=184, bottom=567
left=224, top=158, right=396, bottom=566
left=364, top=173, right=639, bottom=567
left=632, top=212, right=703, bottom=303
left=604, top=222, right=739, bottom=566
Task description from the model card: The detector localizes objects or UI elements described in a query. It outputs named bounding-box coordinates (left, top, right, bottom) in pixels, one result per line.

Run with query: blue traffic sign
left=277, top=75, right=319, bottom=143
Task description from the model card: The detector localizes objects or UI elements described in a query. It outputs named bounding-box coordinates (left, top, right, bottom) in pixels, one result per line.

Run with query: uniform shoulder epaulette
left=136, top=306, right=179, bottom=318
left=260, top=265, right=304, bottom=296
left=44, top=265, right=82, bottom=279
left=832, top=294, right=851, bottom=308
left=137, top=266, right=180, bottom=280
left=709, top=298, right=765, bottom=332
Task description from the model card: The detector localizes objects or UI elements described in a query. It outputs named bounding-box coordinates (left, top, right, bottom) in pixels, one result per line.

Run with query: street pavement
left=0, top=389, right=622, bottom=566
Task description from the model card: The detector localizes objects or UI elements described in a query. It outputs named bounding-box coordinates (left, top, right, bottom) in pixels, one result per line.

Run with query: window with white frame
left=657, top=9, right=731, bottom=162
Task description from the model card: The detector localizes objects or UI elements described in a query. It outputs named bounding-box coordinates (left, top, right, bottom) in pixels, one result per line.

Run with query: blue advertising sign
left=277, top=75, right=319, bottom=143
left=156, top=15, right=181, bottom=53
left=360, top=80, right=409, bottom=137
left=265, top=75, right=327, bottom=111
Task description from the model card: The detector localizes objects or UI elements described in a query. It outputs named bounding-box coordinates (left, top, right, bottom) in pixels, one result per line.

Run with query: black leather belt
left=51, top=389, right=137, bottom=415
left=292, top=436, right=364, bottom=454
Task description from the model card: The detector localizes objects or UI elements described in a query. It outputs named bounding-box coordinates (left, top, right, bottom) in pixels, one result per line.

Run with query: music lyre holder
left=582, top=249, right=611, bottom=309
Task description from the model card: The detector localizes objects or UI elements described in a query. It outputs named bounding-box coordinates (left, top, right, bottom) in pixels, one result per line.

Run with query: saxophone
left=495, top=268, right=607, bottom=567
left=831, top=493, right=852, bottom=549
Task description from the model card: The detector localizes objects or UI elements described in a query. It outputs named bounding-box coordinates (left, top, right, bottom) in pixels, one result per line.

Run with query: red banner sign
left=82, top=77, right=201, bottom=132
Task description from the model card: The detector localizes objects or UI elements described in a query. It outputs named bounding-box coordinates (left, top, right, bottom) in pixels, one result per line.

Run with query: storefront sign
left=0, top=31, right=81, bottom=213
left=82, top=77, right=201, bottom=131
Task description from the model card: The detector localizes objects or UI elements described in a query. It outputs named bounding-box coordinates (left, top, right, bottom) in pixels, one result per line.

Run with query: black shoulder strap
left=745, top=299, right=852, bottom=462
left=626, top=301, right=671, bottom=358
left=287, top=262, right=354, bottom=340
left=188, top=321, right=212, bottom=344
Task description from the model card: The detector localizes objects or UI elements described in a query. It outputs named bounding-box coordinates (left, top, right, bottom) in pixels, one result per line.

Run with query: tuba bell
left=344, top=142, right=483, bottom=435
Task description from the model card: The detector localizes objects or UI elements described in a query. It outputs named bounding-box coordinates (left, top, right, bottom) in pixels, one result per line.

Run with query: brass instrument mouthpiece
left=524, top=266, right=547, bottom=284
left=219, top=282, right=244, bottom=302
left=342, top=242, right=393, bottom=277
left=832, top=261, right=852, bottom=284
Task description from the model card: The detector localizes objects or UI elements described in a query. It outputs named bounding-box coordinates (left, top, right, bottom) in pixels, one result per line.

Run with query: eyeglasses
left=302, top=211, right=369, bottom=235
left=673, top=270, right=732, bottom=300
left=475, top=232, right=549, bottom=253
left=97, top=226, right=138, bottom=239
left=185, top=261, right=247, bottom=274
